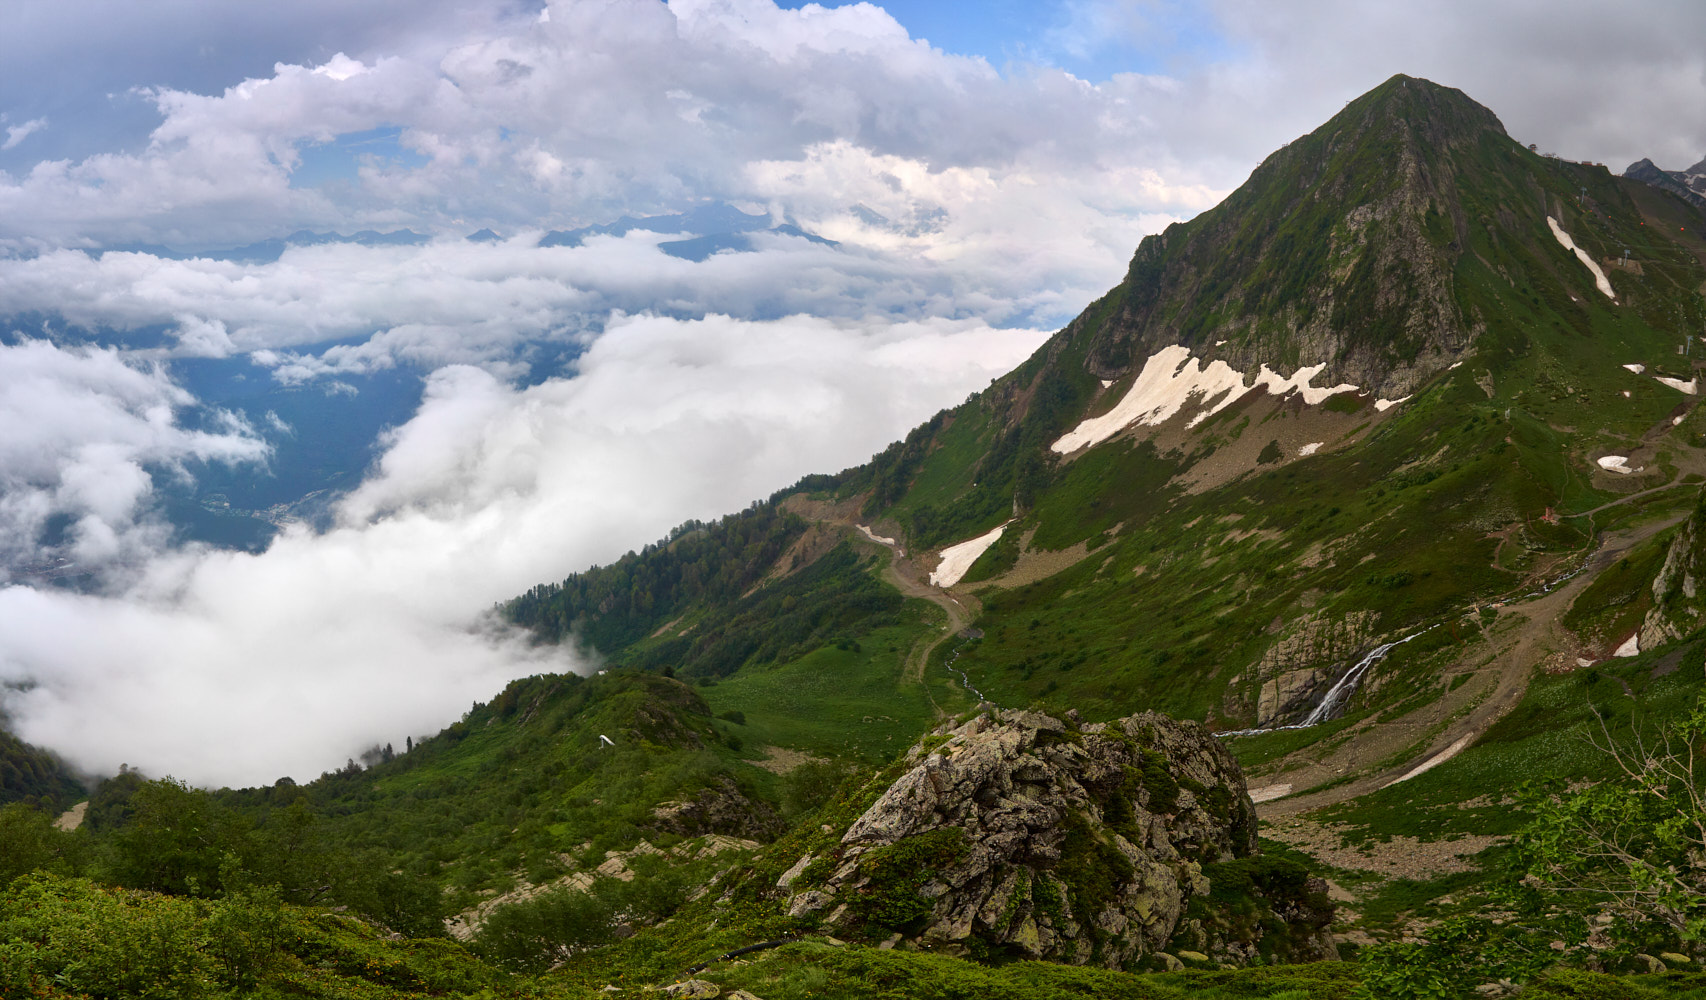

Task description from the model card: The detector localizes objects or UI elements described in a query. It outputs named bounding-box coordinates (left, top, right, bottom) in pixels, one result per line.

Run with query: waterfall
left=1298, top=625, right=1434, bottom=726
left=1216, top=624, right=1437, bottom=737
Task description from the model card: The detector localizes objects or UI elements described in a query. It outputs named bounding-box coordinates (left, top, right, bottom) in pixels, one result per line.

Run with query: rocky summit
left=780, top=708, right=1333, bottom=968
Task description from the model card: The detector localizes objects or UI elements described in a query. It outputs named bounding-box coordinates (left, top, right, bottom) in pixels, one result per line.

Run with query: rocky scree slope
left=779, top=708, right=1333, bottom=969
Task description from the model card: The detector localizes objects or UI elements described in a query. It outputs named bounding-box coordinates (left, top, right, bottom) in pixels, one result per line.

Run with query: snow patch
left=1050, top=345, right=1361, bottom=453
left=1251, top=363, right=1360, bottom=405
left=1623, top=363, right=1646, bottom=374
left=1374, top=396, right=1410, bottom=412
left=1448, top=361, right=1463, bottom=370
left=1614, top=633, right=1640, bottom=658
left=1547, top=216, right=1616, bottom=299
left=1248, top=783, right=1292, bottom=803
left=1099, top=379, right=1112, bottom=389
left=1383, top=736, right=1472, bottom=788
left=1297, top=442, right=1323, bottom=456
left=857, top=525, right=895, bottom=546
left=930, top=522, right=1009, bottom=588
left=1655, top=376, right=1698, bottom=394
left=1050, top=346, right=1247, bottom=452
left=1597, top=455, right=1640, bottom=475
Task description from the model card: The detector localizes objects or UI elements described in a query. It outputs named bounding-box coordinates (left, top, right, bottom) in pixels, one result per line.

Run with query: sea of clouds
left=0, top=0, right=1702, bottom=786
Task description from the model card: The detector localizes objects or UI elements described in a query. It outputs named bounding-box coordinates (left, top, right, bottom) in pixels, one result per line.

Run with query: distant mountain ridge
left=1625, top=155, right=1706, bottom=214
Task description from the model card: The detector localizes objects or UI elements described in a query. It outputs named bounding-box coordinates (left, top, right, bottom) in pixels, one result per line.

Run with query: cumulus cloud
left=2, top=117, right=47, bottom=151
left=0, top=0, right=1225, bottom=249
left=0, top=312, right=1044, bottom=787
left=0, top=339, right=267, bottom=580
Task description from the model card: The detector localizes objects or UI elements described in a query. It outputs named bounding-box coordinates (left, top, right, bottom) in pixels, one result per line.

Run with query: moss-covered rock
left=786, top=708, right=1329, bottom=969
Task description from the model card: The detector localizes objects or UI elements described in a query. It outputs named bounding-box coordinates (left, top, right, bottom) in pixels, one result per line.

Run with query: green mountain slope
left=15, top=74, right=1706, bottom=997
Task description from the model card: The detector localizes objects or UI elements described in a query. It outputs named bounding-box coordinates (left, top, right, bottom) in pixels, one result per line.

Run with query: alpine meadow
left=10, top=39, right=1706, bottom=1000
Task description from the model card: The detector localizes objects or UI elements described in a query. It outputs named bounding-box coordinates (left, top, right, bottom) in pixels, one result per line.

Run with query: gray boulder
left=787, top=708, right=1316, bottom=968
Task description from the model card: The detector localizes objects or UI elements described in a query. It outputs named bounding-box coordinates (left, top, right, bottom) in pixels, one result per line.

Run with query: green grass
left=699, top=625, right=944, bottom=764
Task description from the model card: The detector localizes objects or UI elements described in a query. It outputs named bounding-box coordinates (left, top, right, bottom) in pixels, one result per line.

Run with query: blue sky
left=1, top=0, right=1705, bottom=784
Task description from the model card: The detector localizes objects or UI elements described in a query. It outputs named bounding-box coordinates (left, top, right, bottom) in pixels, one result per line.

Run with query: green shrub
left=0, top=873, right=209, bottom=999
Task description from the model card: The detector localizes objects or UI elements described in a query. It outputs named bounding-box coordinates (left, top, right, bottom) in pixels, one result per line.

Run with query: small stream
left=940, top=630, right=996, bottom=707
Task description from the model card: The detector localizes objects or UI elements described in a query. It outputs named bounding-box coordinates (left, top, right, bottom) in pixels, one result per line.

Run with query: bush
left=472, top=883, right=616, bottom=972
left=0, top=873, right=209, bottom=998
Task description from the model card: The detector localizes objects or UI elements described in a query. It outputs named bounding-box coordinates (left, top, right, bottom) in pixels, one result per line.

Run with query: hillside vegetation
left=9, top=75, right=1706, bottom=998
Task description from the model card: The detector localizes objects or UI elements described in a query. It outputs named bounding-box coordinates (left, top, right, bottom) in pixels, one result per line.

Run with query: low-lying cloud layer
left=1, top=0, right=1702, bottom=786
left=0, top=312, right=1044, bottom=787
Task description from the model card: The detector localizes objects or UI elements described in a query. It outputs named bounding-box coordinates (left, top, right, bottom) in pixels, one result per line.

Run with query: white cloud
left=0, top=311, right=1044, bottom=787
left=2, top=117, right=47, bottom=150
left=0, top=339, right=267, bottom=579
left=0, top=0, right=1224, bottom=248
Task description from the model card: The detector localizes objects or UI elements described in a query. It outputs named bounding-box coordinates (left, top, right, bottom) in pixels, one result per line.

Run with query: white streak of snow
left=1547, top=216, right=1616, bottom=299
left=1051, top=346, right=1362, bottom=453
left=1383, top=735, right=1471, bottom=788
left=1374, top=396, right=1410, bottom=412
left=1051, top=345, right=1247, bottom=452
left=1675, top=416, right=1686, bottom=426
left=930, top=522, right=1009, bottom=588
left=1297, top=442, right=1323, bottom=456
left=1448, top=361, right=1463, bottom=370
left=1623, top=363, right=1646, bottom=374
left=1099, top=379, right=1112, bottom=388
left=1614, top=634, right=1640, bottom=658
left=857, top=525, right=895, bottom=546
left=1597, top=455, right=1640, bottom=474
left=1655, top=376, right=1698, bottom=394
left=1248, top=783, right=1293, bottom=803
left=1251, top=363, right=1360, bottom=405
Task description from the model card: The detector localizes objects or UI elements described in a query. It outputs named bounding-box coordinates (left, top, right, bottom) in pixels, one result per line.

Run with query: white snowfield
left=1623, top=363, right=1646, bottom=374
left=1297, top=442, right=1323, bottom=456
left=1655, top=376, right=1698, bottom=394
left=1374, top=396, right=1410, bottom=412
left=930, top=521, right=1009, bottom=587
left=1614, top=634, right=1640, bottom=658
left=1247, top=783, right=1293, bottom=803
left=1547, top=216, right=1615, bottom=299
left=1597, top=455, right=1640, bottom=475
left=1050, top=345, right=1360, bottom=454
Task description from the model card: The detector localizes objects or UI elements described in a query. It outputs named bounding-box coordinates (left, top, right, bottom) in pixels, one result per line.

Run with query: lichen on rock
left=786, top=707, right=1333, bottom=968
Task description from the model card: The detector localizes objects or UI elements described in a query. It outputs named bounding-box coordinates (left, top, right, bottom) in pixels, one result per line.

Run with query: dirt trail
left=1253, top=512, right=1688, bottom=820
left=780, top=495, right=978, bottom=686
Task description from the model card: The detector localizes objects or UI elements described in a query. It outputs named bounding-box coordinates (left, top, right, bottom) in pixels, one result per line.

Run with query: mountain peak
left=1334, top=74, right=1508, bottom=146
left=1035, top=75, right=1610, bottom=401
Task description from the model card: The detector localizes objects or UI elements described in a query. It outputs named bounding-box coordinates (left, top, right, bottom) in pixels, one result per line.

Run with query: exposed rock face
left=786, top=709, right=1333, bottom=968
left=1253, top=611, right=1380, bottom=725
left=651, top=776, right=785, bottom=841
left=1626, top=157, right=1706, bottom=213
left=1640, top=492, right=1706, bottom=650
left=1069, top=76, right=1501, bottom=400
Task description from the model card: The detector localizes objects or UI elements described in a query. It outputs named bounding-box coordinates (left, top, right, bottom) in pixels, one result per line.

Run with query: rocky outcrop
left=1640, top=492, right=1706, bottom=650
left=651, top=776, right=785, bottom=841
left=1253, top=611, right=1380, bottom=726
left=783, top=708, right=1333, bottom=968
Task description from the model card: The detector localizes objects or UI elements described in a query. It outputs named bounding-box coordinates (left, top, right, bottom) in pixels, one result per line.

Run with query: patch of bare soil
left=974, top=527, right=1094, bottom=591
left=1162, top=391, right=1399, bottom=496
left=750, top=745, right=825, bottom=775
left=1264, top=817, right=1499, bottom=880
